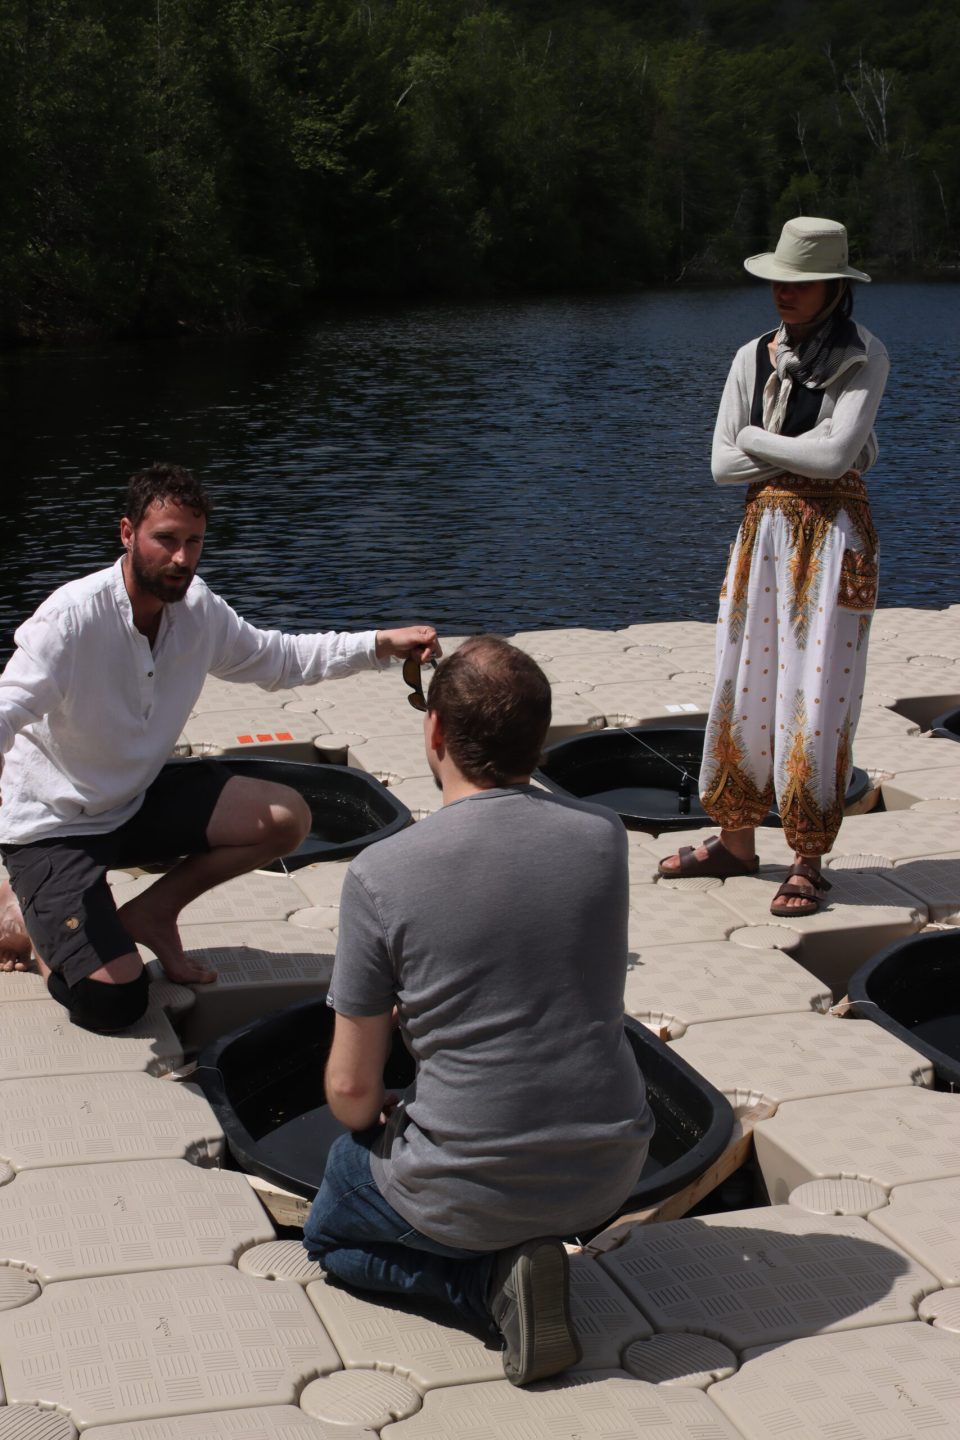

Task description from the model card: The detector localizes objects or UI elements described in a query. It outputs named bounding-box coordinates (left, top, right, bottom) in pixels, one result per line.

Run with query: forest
left=1, top=0, right=957, bottom=340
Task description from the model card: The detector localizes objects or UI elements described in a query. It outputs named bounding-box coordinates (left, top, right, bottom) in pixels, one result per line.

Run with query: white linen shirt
left=0, top=558, right=380, bottom=844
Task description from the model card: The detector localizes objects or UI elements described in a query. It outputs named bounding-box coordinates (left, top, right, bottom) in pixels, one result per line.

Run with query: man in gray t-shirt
left=303, top=636, right=653, bottom=1387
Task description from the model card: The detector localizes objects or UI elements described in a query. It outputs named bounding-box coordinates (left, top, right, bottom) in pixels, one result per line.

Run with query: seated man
left=0, top=462, right=438, bottom=1032
left=303, top=635, right=653, bottom=1386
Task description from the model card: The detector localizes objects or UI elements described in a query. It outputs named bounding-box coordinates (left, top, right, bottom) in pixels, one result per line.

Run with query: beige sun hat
left=744, top=216, right=871, bottom=283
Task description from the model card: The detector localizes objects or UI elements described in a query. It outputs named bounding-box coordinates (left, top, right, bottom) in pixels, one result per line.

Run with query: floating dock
left=0, top=605, right=958, bottom=1438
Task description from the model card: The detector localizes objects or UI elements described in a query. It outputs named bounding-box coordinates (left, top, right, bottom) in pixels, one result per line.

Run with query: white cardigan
left=711, top=321, right=889, bottom=485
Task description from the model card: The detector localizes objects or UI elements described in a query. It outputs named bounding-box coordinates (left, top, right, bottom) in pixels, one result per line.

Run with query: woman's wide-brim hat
left=744, top=216, right=871, bottom=283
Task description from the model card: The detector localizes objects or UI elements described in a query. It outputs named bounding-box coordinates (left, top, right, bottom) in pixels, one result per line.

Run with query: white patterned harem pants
left=699, top=474, right=878, bottom=858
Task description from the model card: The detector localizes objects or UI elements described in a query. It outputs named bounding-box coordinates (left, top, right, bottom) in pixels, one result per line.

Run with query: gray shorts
left=1, top=759, right=231, bottom=986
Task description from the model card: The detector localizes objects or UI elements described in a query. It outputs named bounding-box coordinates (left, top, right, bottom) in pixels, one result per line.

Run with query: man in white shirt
left=0, top=463, right=439, bottom=1032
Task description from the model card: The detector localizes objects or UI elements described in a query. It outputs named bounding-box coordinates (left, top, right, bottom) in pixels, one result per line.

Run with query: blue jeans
left=303, top=1127, right=495, bottom=1329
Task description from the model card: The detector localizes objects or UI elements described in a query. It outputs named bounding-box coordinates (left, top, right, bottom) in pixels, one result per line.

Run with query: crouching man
left=303, top=635, right=653, bottom=1386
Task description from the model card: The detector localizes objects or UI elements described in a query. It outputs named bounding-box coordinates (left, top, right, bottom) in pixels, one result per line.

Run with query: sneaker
left=487, top=1238, right=581, bottom=1386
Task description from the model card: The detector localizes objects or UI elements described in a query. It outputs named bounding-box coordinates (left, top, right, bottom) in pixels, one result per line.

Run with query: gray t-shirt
left=329, top=785, right=654, bottom=1250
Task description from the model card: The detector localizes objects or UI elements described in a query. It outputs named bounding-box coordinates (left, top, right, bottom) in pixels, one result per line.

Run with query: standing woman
left=660, top=217, right=889, bottom=914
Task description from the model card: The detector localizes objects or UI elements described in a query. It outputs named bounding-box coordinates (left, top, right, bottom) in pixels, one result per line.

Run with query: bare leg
left=116, top=777, right=310, bottom=984
left=658, top=827, right=757, bottom=874
left=0, top=880, right=34, bottom=973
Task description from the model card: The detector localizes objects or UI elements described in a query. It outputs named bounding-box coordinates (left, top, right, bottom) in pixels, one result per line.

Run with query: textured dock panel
left=711, top=1322, right=960, bottom=1439
left=380, top=1372, right=743, bottom=1439
left=868, top=1178, right=960, bottom=1287
left=239, top=1240, right=324, bottom=1284
left=597, top=1205, right=937, bottom=1351
left=788, top=1178, right=888, bottom=1216
left=0, top=1266, right=341, bottom=1428
left=920, top=1289, right=960, bottom=1332
left=885, top=855, right=960, bottom=920
left=305, top=1274, right=504, bottom=1390
left=0, top=1073, right=223, bottom=1170
left=0, top=1267, right=41, bottom=1310
left=346, top=735, right=432, bottom=784
left=754, top=1087, right=960, bottom=1202
left=286, top=862, right=351, bottom=909
left=0, top=998, right=183, bottom=1079
left=171, top=921, right=335, bottom=1050
left=387, top=777, right=443, bottom=820
left=831, top=808, right=960, bottom=861
left=626, top=887, right=734, bottom=947
left=0, top=1160, right=274, bottom=1281
left=623, top=939, right=830, bottom=1035
left=124, top=870, right=303, bottom=926
left=181, top=707, right=330, bottom=759
left=882, top=765, right=960, bottom=808
left=300, top=1370, right=421, bottom=1427
left=579, top=681, right=710, bottom=727
left=727, top=921, right=802, bottom=953
left=622, top=1333, right=737, bottom=1387
left=712, top=870, right=925, bottom=993
left=0, top=969, right=47, bottom=1003
left=84, top=1407, right=373, bottom=1438
left=567, top=1251, right=653, bottom=1370
left=671, top=1012, right=933, bottom=1108
left=0, top=1409, right=77, bottom=1440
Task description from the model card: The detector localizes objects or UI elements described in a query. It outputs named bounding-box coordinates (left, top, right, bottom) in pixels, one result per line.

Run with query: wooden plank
left=585, top=1100, right=777, bottom=1255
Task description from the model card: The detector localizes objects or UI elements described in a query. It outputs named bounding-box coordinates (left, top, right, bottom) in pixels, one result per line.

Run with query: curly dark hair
left=125, top=463, right=212, bottom=528
left=426, top=635, right=552, bottom=786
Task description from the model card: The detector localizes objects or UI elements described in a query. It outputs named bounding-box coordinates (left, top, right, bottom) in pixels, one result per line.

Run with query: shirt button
left=147, top=671, right=154, bottom=677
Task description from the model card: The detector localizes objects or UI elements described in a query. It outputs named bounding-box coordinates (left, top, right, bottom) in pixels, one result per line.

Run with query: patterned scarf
left=762, top=289, right=867, bottom=435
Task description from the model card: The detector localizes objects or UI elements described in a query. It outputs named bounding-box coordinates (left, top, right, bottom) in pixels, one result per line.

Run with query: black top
left=750, top=330, right=824, bottom=436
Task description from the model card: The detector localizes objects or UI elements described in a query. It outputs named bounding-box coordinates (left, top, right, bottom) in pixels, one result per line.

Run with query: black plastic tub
left=535, top=725, right=871, bottom=832
left=928, top=705, right=960, bottom=742
left=216, top=757, right=411, bottom=869
left=848, top=930, right=960, bottom=1090
left=197, top=998, right=734, bottom=1226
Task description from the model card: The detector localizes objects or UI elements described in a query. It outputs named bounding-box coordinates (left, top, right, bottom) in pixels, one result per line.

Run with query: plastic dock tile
left=670, top=1012, right=933, bottom=1109
left=567, top=1251, right=653, bottom=1370
left=345, top=734, right=432, bottom=784
left=286, top=861, right=352, bottom=909
left=621, top=1333, right=737, bottom=1387
left=867, top=1178, right=960, bottom=1287
left=305, top=1274, right=504, bottom=1390
left=597, top=1205, right=938, bottom=1351
left=712, top=870, right=925, bottom=994
left=574, top=682, right=710, bottom=727
left=623, top=940, right=830, bottom=1036
left=788, top=1178, right=889, bottom=1216
left=0, top=1267, right=41, bottom=1310
left=0, top=1409, right=77, bottom=1440
left=0, top=970, right=47, bottom=1003
left=169, top=921, right=335, bottom=1050
left=885, top=855, right=960, bottom=920
left=85, top=1408, right=373, bottom=1439
left=829, top=808, right=960, bottom=861
left=380, top=1372, right=743, bottom=1439
left=882, top=765, right=960, bottom=809
left=0, top=1266, right=341, bottom=1428
left=710, top=1322, right=960, bottom=1439
left=753, top=1087, right=960, bottom=1202
left=300, top=1371, right=422, bottom=1427
left=920, top=1289, right=960, bottom=1332
left=627, top=887, right=735, bottom=948
left=0, top=997, right=183, bottom=1079
left=387, top=776, right=443, bottom=820
left=123, top=870, right=306, bottom=925
left=180, top=707, right=330, bottom=760
left=0, top=1073, right=223, bottom=1170
left=239, top=1240, right=324, bottom=1284
left=0, top=1160, right=274, bottom=1281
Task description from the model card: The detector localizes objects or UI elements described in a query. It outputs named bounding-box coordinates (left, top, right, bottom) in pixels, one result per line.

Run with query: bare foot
left=777, top=858, right=822, bottom=910
left=0, top=881, right=34, bottom=973
left=117, top=895, right=217, bottom=985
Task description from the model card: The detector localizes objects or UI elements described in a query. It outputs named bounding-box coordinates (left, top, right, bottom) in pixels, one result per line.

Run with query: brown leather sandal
left=770, top=862, right=832, bottom=917
left=658, top=834, right=760, bottom=880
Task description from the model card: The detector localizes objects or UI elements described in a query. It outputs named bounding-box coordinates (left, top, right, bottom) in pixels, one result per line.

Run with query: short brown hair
left=427, top=635, right=552, bottom=786
left=125, top=463, right=211, bottom=528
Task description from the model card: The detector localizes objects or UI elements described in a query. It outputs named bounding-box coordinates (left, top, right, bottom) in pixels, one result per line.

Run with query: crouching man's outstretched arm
left=325, top=1011, right=396, bottom=1131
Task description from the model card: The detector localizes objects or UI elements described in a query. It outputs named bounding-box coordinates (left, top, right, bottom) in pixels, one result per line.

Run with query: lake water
left=1, top=284, right=957, bottom=660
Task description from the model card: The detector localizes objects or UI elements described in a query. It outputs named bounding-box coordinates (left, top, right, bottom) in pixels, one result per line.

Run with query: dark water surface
left=1, top=285, right=957, bottom=657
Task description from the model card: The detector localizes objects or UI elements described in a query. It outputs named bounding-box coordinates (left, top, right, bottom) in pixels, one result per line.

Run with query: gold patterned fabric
left=701, top=472, right=876, bottom=857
